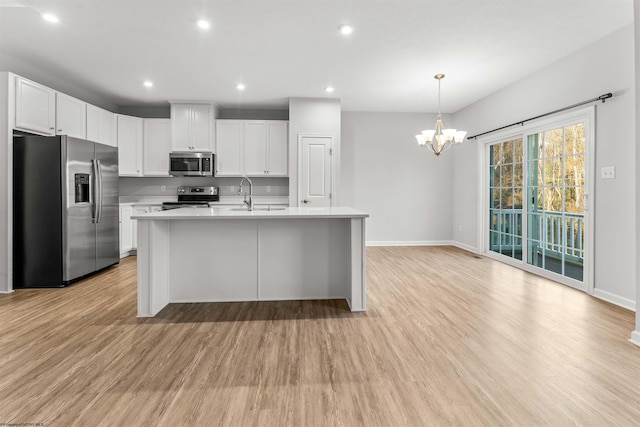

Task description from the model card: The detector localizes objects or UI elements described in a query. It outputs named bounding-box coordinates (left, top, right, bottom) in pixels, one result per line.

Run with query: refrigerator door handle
left=92, top=159, right=99, bottom=223
left=96, top=159, right=103, bottom=223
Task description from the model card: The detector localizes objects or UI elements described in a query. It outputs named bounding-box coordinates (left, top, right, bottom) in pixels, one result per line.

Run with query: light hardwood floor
left=1, top=246, right=639, bottom=426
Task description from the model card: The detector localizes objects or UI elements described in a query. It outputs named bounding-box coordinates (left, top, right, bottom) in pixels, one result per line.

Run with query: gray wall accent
left=118, top=105, right=170, bottom=118
left=1, top=51, right=118, bottom=111
left=119, top=176, right=289, bottom=198
left=341, top=111, right=454, bottom=243
left=453, top=24, right=636, bottom=306
left=218, top=108, right=289, bottom=120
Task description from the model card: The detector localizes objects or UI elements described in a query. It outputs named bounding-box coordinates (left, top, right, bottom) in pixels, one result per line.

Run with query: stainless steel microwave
left=169, top=152, right=214, bottom=177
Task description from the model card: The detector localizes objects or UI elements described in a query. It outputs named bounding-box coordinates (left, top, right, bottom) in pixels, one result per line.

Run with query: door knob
left=303, top=199, right=309, bottom=204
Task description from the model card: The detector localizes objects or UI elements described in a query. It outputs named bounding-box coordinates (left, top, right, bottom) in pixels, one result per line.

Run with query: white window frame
left=477, top=106, right=595, bottom=294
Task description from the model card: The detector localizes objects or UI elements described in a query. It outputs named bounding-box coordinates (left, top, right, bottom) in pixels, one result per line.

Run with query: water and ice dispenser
left=74, top=173, right=90, bottom=204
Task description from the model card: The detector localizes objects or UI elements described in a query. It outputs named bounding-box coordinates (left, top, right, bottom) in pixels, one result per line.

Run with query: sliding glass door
left=526, top=124, right=585, bottom=281
left=489, top=138, right=524, bottom=260
left=485, top=109, right=592, bottom=291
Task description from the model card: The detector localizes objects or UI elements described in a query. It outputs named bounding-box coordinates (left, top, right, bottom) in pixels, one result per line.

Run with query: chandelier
left=415, top=74, right=467, bottom=156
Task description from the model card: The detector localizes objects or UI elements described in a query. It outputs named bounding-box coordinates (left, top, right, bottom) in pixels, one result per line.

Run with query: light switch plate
left=601, top=166, right=615, bottom=179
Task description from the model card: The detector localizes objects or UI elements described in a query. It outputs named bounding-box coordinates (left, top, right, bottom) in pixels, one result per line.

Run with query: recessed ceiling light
left=143, top=81, right=154, bottom=88
left=197, top=19, right=211, bottom=30
left=42, top=13, right=60, bottom=23
left=338, top=24, right=353, bottom=35
left=236, top=83, right=246, bottom=91
left=325, top=86, right=335, bottom=93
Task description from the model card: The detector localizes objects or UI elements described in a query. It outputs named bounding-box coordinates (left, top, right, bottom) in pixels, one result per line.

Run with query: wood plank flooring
left=1, top=246, right=639, bottom=426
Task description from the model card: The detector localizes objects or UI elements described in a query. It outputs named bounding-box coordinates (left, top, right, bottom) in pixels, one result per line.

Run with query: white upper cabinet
left=215, top=119, right=288, bottom=177
left=142, top=119, right=171, bottom=176
left=244, top=121, right=268, bottom=176
left=55, top=92, right=86, bottom=139
left=86, top=104, right=116, bottom=147
left=117, top=114, right=143, bottom=177
left=215, top=120, right=243, bottom=176
left=14, top=76, right=56, bottom=135
left=266, top=121, right=288, bottom=176
left=170, top=103, right=214, bottom=152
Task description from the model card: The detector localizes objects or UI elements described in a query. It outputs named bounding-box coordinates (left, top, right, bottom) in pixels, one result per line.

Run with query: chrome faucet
left=238, top=176, right=253, bottom=211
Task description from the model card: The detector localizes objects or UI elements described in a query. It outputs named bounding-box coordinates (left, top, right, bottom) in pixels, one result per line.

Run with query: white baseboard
left=364, top=240, right=480, bottom=255
left=366, top=240, right=453, bottom=247
left=451, top=241, right=480, bottom=253
left=630, top=331, right=640, bottom=347
left=120, top=250, right=136, bottom=259
left=593, top=288, right=636, bottom=312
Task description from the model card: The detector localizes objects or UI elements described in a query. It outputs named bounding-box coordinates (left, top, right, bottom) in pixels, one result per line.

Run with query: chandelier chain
left=438, top=78, right=441, bottom=116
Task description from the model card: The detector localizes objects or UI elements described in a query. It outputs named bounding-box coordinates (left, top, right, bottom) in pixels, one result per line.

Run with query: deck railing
left=490, top=209, right=584, bottom=261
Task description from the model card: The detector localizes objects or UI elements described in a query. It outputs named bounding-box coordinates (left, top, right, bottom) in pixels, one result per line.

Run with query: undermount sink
left=227, top=206, right=286, bottom=212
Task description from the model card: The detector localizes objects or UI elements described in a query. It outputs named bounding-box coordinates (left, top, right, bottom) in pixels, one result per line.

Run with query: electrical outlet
left=601, top=166, right=616, bottom=179
left=266, top=185, right=271, bottom=193
left=160, top=185, right=166, bottom=192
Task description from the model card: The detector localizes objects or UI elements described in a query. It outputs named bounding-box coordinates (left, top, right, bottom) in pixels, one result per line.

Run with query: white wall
left=633, top=1, right=640, bottom=345
left=288, top=98, right=341, bottom=206
left=453, top=24, right=636, bottom=307
left=0, top=73, right=10, bottom=292
left=341, top=112, right=454, bottom=244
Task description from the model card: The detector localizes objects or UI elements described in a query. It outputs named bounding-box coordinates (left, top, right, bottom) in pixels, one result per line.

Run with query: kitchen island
left=133, top=207, right=369, bottom=317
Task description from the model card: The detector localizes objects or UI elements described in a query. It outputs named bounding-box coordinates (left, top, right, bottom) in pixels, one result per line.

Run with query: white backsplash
left=119, top=176, right=289, bottom=198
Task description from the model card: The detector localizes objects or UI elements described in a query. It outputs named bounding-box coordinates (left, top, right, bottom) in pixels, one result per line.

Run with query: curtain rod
left=466, top=92, right=613, bottom=140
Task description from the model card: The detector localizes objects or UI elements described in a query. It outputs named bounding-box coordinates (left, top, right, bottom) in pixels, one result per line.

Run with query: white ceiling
left=0, top=0, right=633, bottom=113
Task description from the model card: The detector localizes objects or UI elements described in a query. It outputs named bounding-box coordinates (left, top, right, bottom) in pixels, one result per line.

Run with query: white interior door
left=299, top=135, right=332, bottom=207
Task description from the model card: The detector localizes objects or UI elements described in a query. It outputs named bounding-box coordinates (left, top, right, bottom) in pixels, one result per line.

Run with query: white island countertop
left=132, top=206, right=369, bottom=220
left=135, top=205, right=369, bottom=316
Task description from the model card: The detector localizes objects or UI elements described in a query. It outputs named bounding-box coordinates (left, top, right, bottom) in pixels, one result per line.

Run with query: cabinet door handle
left=303, top=199, right=309, bottom=204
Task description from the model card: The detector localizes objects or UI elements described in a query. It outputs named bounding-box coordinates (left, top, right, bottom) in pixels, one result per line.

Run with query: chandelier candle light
left=415, top=74, right=467, bottom=156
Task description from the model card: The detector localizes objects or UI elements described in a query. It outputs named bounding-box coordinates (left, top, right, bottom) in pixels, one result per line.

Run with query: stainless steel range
left=162, top=186, right=219, bottom=210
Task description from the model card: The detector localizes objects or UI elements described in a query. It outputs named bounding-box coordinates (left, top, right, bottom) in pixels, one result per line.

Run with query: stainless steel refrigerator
left=13, top=133, right=120, bottom=288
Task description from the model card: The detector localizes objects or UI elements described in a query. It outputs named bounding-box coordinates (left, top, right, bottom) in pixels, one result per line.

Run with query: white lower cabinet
left=120, top=204, right=162, bottom=256
left=132, top=205, right=163, bottom=250
left=119, top=205, right=133, bottom=255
